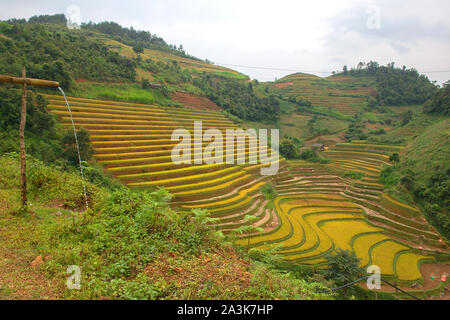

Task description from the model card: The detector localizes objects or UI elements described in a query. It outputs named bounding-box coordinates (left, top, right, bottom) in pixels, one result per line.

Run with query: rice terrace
left=44, top=93, right=448, bottom=292
left=0, top=3, right=449, bottom=305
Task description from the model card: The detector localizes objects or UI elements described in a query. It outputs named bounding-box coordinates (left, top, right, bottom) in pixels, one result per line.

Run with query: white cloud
left=1, top=0, right=449, bottom=84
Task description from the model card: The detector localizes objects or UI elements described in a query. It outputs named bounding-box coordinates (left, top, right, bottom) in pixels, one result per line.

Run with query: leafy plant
left=324, top=249, right=364, bottom=298
left=260, top=183, right=278, bottom=200
left=344, top=171, right=365, bottom=180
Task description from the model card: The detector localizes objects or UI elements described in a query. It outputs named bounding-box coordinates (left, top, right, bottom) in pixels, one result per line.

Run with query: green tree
left=61, top=128, right=94, bottom=166
left=424, top=80, right=450, bottom=115
left=389, top=153, right=400, bottom=164
left=400, top=173, right=415, bottom=191
left=161, top=84, right=169, bottom=98
left=366, top=96, right=378, bottom=109
left=279, top=139, right=298, bottom=159
left=0, top=20, right=137, bottom=86
left=325, top=249, right=363, bottom=298
left=336, top=61, right=436, bottom=105
left=400, top=110, right=413, bottom=126
left=141, top=78, right=150, bottom=89
left=133, top=44, right=144, bottom=54
left=299, top=148, right=315, bottom=160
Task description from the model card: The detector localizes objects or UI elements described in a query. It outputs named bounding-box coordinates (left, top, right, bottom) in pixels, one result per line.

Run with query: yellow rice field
left=46, top=94, right=438, bottom=286
left=238, top=194, right=433, bottom=281
left=395, top=252, right=433, bottom=281
left=369, top=240, right=410, bottom=275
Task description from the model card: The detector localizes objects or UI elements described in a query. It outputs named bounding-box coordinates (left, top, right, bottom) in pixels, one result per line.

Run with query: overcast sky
left=1, top=0, right=450, bottom=84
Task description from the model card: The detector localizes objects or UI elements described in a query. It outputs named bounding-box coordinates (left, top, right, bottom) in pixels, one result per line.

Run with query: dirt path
left=0, top=210, right=64, bottom=300
left=0, top=244, right=63, bottom=299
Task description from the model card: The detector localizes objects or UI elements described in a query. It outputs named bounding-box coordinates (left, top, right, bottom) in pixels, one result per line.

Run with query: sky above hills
left=2, top=0, right=450, bottom=84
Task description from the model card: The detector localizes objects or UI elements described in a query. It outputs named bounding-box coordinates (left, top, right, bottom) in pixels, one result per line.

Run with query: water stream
left=58, top=86, right=89, bottom=210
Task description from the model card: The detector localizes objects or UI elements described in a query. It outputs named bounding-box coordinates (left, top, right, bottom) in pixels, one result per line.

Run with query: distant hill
left=270, top=72, right=376, bottom=115
left=0, top=15, right=285, bottom=122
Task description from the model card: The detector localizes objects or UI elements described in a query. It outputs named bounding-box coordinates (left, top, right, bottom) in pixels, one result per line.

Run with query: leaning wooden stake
left=19, top=67, right=27, bottom=208
left=0, top=70, right=59, bottom=210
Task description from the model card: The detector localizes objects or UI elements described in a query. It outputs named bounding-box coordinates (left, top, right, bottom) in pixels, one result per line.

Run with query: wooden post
left=19, top=67, right=27, bottom=208
left=0, top=75, right=59, bottom=87
left=0, top=72, right=59, bottom=210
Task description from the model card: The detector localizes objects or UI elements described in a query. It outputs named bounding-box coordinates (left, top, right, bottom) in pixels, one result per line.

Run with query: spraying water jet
left=58, top=86, right=89, bottom=210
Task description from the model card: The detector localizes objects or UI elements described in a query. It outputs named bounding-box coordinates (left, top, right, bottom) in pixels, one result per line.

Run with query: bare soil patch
left=274, top=81, right=293, bottom=89
left=171, top=92, right=221, bottom=112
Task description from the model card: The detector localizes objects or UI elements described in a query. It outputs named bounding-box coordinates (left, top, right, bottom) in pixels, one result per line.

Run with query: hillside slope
left=43, top=94, right=287, bottom=238
left=383, top=119, right=450, bottom=238
left=0, top=155, right=331, bottom=300
left=1, top=15, right=449, bottom=299
left=270, top=72, right=376, bottom=115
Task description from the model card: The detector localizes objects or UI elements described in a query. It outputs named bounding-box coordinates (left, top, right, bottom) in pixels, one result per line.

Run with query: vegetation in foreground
left=0, top=154, right=336, bottom=300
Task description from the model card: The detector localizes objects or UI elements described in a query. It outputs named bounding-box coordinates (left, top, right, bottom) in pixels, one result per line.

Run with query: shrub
left=280, top=139, right=298, bottom=159
left=260, top=183, right=278, bottom=200
left=325, top=249, right=364, bottom=298
left=379, top=166, right=399, bottom=187
left=299, top=148, right=329, bottom=163
left=61, top=128, right=94, bottom=167
left=344, top=171, right=365, bottom=180
left=389, top=153, right=400, bottom=164
left=26, top=157, right=103, bottom=208
left=141, top=78, right=150, bottom=89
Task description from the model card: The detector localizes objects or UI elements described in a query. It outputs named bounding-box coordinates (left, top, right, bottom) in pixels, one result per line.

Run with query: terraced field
left=44, top=94, right=285, bottom=232
left=236, top=194, right=434, bottom=281
left=170, top=92, right=221, bottom=112
left=269, top=73, right=376, bottom=115
left=238, top=141, right=449, bottom=284
left=96, top=36, right=247, bottom=78
left=45, top=94, right=448, bottom=288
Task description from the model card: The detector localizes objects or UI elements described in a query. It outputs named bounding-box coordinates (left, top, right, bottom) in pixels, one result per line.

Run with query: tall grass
left=71, top=82, right=174, bottom=106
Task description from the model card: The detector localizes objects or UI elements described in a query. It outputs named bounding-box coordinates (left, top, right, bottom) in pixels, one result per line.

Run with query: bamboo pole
left=0, top=75, right=59, bottom=88
left=19, top=67, right=27, bottom=208
left=0, top=72, right=59, bottom=209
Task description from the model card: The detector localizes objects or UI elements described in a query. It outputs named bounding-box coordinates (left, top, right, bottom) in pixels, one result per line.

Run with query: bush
left=0, top=87, right=95, bottom=167
left=389, top=153, right=400, bottom=164
left=132, top=44, right=144, bottom=54
left=260, top=183, right=277, bottom=200
left=400, top=110, right=413, bottom=126
left=26, top=157, right=103, bottom=208
left=344, top=171, right=365, bottom=180
left=43, top=187, right=235, bottom=298
left=299, top=148, right=315, bottom=160
left=379, top=166, right=399, bottom=187
left=299, top=148, right=329, bottom=164
left=325, top=249, right=364, bottom=298
left=280, top=139, right=298, bottom=159
left=423, top=80, right=450, bottom=116
left=141, top=78, right=150, bottom=89
left=61, top=128, right=94, bottom=167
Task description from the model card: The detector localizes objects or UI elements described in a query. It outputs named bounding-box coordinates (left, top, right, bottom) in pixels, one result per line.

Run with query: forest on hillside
left=194, top=75, right=280, bottom=122
left=0, top=15, right=279, bottom=122
left=338, top=61, right=437, bottom=106
left=424, top=80, right=450, bottom=115
left=0, top=20, right=136, bottom=90
left=6, top=14, right=196, bottom=60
